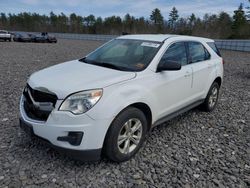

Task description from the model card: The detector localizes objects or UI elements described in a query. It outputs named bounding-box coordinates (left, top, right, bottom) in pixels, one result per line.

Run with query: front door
left=152, top=42, right=193, bottom=119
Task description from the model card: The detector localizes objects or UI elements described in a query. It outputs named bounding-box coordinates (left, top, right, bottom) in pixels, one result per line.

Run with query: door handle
left=184, top=71, right=192, bottom=77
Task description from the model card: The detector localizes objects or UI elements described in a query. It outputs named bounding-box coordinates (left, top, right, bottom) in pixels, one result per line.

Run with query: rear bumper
left=19, top=118, right=102, bottom=161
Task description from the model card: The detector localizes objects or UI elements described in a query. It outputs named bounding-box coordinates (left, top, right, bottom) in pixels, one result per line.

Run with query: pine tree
left=218, top=12, right=232, bottom=39
left=246, top=0, right=250, bottom=19
left=150, top=8, right=164, bottom=32
left=169, top=7, right=179, bottom=30
left=189, top=13, right=196, bottom=28
left=124, top=14, right=135, bottom=33
left=232, top=3, right=248, bottom=38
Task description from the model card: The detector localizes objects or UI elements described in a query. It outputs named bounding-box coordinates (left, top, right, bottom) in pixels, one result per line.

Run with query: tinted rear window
left=188, top=42, right=210, bottom=63
left=207, top=42, right=221, bottom=57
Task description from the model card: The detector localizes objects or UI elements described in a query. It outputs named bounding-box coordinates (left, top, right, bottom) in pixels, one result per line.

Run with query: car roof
left=118, top=34, right=214, bottom=43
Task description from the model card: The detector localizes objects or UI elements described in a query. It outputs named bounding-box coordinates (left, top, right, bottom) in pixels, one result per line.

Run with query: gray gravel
left=0, top=39, right=249, bottom=188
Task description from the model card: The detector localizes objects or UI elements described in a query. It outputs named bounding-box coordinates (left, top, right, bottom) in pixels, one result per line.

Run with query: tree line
left=0, top=2, right=250, bottom=39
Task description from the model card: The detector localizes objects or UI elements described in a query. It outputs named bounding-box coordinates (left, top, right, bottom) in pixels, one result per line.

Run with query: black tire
left=201, top=82, right=220, bottom=112
left=104, top=107, right=148, bottom=162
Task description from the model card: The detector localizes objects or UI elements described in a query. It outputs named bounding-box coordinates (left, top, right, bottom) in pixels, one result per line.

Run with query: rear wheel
left=201, top=82, right=220, bottom=112
left=104, top=107, right=148, bottom=162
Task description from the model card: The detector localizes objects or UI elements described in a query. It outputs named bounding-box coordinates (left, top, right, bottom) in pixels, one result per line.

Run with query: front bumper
left=19, top=95, right=113, bottom=161
left=19, top=118, right=102, bottom=161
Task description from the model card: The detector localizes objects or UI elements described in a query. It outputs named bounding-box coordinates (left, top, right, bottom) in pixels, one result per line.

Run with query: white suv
left=19, top=34, right=223, bottom=162
left=0, top=30, right=11, bottom=41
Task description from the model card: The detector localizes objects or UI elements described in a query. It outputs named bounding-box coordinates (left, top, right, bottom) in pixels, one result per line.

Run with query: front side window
left=160, top=42, right=187, bottom=66
left=81, top=39, right=161, bottom=72
left=188, top=42, right=210, bottom=63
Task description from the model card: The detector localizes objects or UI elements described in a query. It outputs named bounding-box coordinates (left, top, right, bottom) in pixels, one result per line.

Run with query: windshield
left=80, top=39, right=161, bottom=71
left=22, top=33, right=29, bottom=37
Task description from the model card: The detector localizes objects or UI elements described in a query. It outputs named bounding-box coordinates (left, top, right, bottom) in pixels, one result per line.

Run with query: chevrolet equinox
left=19, top=34, right=224, bottom=162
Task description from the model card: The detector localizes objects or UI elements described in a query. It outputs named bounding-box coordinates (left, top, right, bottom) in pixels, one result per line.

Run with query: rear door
left=187, top=41, right=214, bottom=99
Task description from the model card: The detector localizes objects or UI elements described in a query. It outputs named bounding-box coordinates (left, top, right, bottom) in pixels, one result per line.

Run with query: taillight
left=222, top=59, right=225, bottom=64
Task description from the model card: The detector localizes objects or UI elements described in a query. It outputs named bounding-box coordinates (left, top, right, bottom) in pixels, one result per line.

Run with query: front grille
left=23, top=84, right=58, bottom=121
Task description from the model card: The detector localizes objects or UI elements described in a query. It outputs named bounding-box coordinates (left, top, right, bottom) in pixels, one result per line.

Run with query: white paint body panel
left=28, top=60, right=136, bottom=99
left=20, top=34, right=224, bottom=151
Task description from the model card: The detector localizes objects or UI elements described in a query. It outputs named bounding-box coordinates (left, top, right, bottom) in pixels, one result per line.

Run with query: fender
left=86, top=77, right=159, bottom=123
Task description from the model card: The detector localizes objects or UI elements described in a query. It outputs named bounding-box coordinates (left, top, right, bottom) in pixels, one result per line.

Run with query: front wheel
left=104, top=107, right=148, bottom=162
left=201, top=82, right=220, bottom=112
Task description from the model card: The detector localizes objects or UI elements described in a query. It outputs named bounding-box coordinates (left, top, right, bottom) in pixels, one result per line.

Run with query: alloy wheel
left=208, top=87, right=218, bottom=108
left=117, top=118, right=143, bottom=154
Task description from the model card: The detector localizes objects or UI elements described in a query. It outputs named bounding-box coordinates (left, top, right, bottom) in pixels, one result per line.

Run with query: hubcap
left=117, top=118, right=143, bottom=154
left=208, top=87, right=218, bottom=108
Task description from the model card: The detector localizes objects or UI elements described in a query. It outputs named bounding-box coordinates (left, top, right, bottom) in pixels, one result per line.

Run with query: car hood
left=28, top=60, right=136, bottom=99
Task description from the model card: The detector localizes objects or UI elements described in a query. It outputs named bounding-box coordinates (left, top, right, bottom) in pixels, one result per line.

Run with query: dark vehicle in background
left=28, top=33, right=36, bottom=42
left=13, top=32, right=57, bottom=43
left=13, top=33, right=35, bottom=42
left=34, top=32, right=57, bottom=43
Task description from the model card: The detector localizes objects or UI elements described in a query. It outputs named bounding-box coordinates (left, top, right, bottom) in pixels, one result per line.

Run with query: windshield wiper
left=80, top=58, right=131, bottom=71
left=79, top=57, right=89, bottom=63
left=98, top=62, right=126, bottom=71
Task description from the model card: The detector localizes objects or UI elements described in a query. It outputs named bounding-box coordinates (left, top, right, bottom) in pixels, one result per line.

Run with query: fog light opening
left=57, top=132, right=83, bottom=146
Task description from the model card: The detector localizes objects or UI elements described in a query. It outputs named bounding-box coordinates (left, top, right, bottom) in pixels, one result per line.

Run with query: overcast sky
left=0, top=0, right=249, bottom=19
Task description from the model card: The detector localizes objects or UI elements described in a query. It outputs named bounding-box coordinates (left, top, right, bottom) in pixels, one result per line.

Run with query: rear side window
left=188, top=42, right=210, bottom=63
left=160, top=42, right=188, bottom=66
left=207, top=42, right=221, bottom=57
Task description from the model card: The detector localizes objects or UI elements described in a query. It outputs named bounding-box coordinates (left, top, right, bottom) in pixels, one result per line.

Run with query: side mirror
left=157, top=60, right=182, bottom=72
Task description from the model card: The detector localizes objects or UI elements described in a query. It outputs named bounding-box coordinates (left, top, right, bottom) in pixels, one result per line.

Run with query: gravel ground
left=0, top=39, right=249, bottom=188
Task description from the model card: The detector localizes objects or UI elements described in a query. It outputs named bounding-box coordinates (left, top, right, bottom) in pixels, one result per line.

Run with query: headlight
left=59, top=89, right=102, bottom=114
